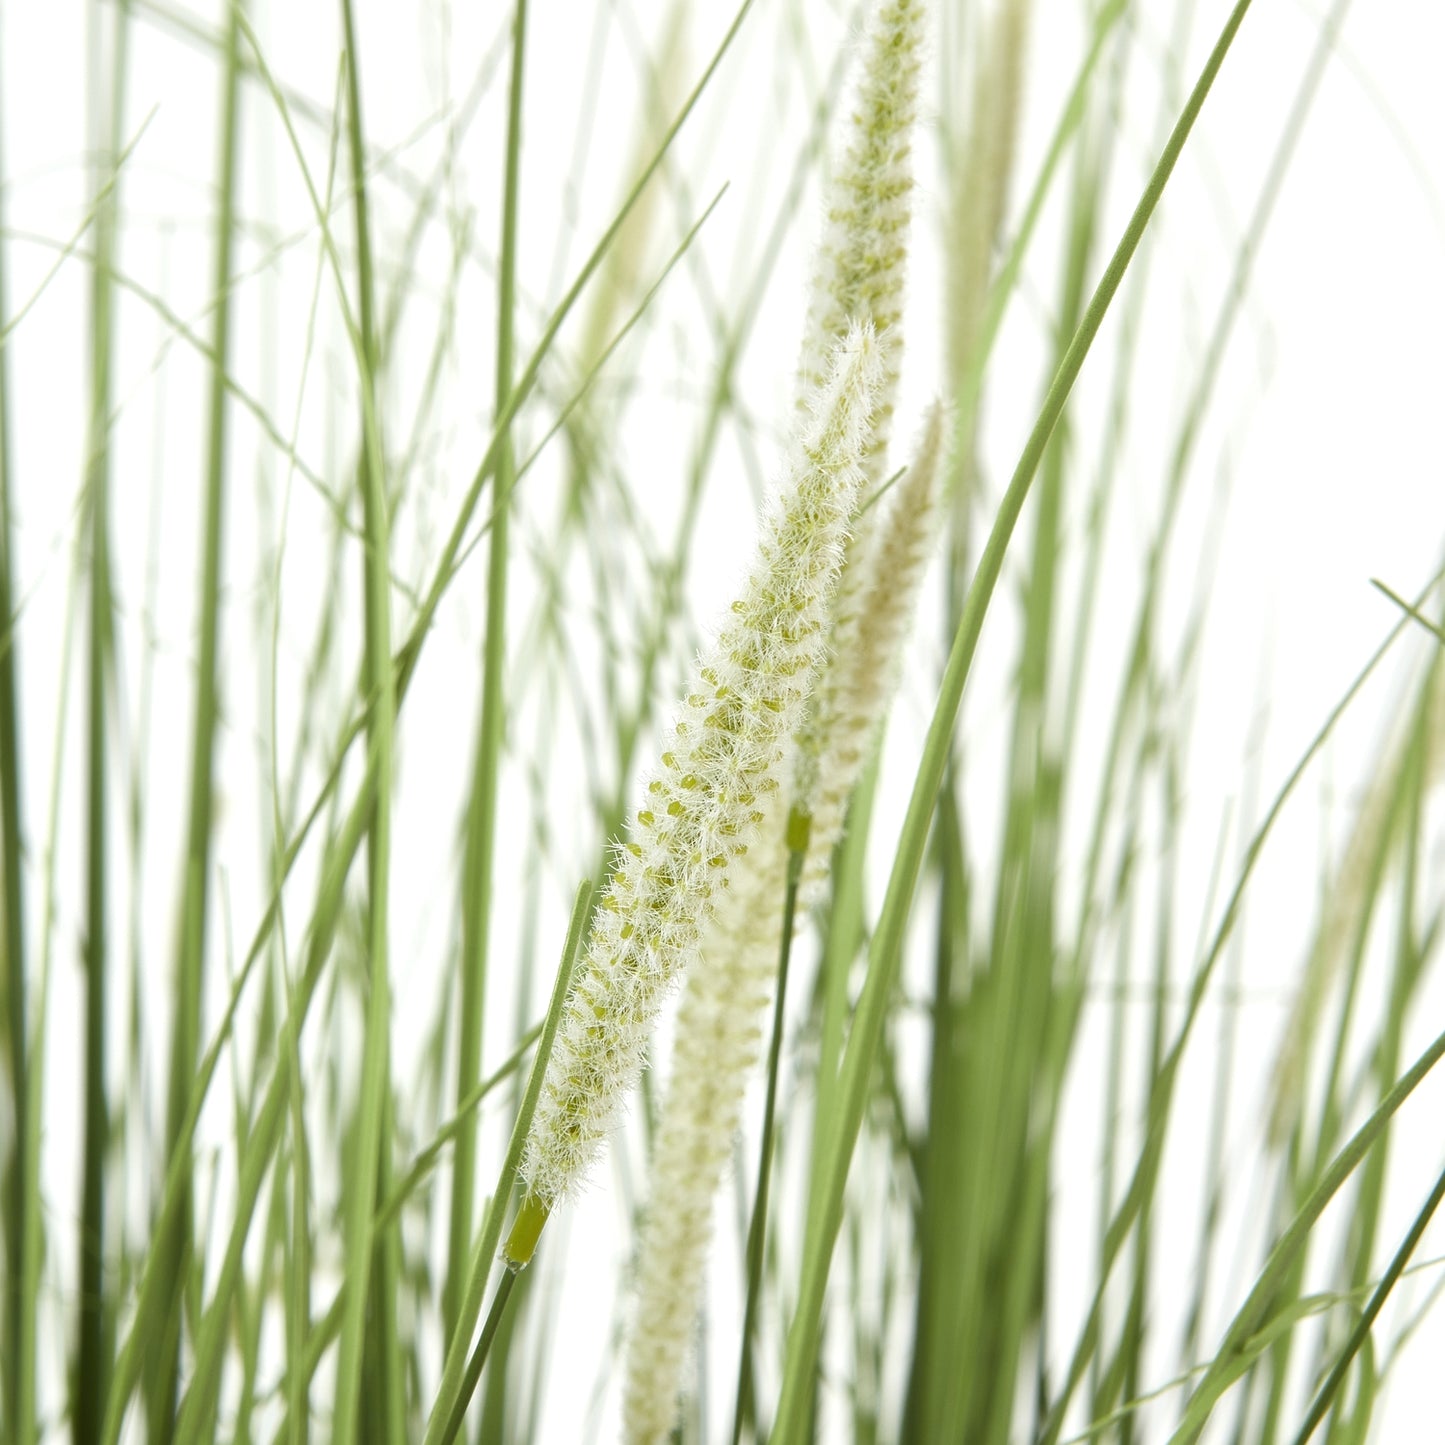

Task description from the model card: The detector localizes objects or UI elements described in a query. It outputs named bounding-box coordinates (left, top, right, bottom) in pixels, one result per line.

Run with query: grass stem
left=732, top=812, right=809, bottom=1445
left=439, top=1269, right=520, bottom=1445
left=446, top=0, right=527, bottom=1340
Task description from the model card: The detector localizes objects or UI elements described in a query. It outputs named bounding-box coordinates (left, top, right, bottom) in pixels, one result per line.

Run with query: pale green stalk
left=327, top=1, right=398, bottom=1439
left=0, top=23, right=28, bottom=1442
left=144, top=5, right=242, bottom=1437
left=444, top=0, right=528, bottom=1343
left=77, top=7, right=130, bottom=1440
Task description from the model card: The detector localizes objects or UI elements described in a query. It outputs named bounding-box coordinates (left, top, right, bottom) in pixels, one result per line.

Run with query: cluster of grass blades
left=0, top=1, right=1442, bottom=1442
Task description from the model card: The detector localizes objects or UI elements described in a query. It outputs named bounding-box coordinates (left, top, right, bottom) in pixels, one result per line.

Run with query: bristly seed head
left=621, top=3, right=934, bottom=1439
left=516, top=324, right=882, bottom=1212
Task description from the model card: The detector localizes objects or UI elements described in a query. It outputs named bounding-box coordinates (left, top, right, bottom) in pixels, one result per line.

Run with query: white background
left=3, top=0, right=1445, bottom=1439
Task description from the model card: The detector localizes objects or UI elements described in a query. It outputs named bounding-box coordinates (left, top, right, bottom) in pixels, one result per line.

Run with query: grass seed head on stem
left=513, top=323, right=882, bottom=1216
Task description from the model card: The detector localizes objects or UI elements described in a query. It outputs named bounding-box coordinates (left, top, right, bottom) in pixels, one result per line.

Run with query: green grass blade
left=1037, top=561, right=1439, bottom=1445
left=732, top=826, right=807, bottom=1445
left=146, top=19, right=758, bottom=1422
left=1371, top=578, right=1445, bottom=647
left=1170, top=1024, right=1445, bottom=1442
left=329, top=0, right=400, bottom=1438
left=236, top=0, right=758, bottom=686
left=0, top=115, right=155, bottom=351
left=770, top=7, right=1255, bottom=1438
left=437, top=1272, right=519, bottom=1445
left=261, top=1019, right=542, bottom=1443
left=76, top=5, right=132, bottom=1438
left=141, top=4, right=243, bottom=1436
left=1291, top=1160, right=1445, bottom=1445
left=0, top=28, right=30, bottom=1444
left=947, top=0, right=1126, bottom=493
left=932, top=47, right=1126, bottom=1437
left=157, top=809, right=366, bottom=1445
left=446, top=0, right=528, bottom=1341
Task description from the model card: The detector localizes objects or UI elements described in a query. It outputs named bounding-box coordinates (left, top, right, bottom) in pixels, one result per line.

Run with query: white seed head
left=517, top=325, right=882, bottom=1209
left=619, top=408, right=946, bottom=1445
left=619, top=6, right=933, bottom=1431
left=799, top=403, right=947, bottom=905
left=947, top=0, right=1031, bottom=395
left=620, top=804, right=789, bottom=1445
left=797, top=0, right=927, bottom=494
left=791, top=0, right=928, bottom=827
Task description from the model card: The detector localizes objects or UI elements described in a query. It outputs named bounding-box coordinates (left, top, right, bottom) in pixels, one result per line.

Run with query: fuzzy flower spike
left=621, top=2, right=931, bottom=1438
left=793, top=0, right=927, bottom=841
left=504, top=324, right=882, bottom=1266
left=797, top=401, right=945, bottom=900
left=797, top=0, right=926, bottom=492
left=621, top=410, right=945, bottom=1445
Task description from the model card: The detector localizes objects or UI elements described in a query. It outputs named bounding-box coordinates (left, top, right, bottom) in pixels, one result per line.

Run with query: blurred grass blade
left=445, top=0, right=528, bottom=1342
left=1036, top=561, right=1440, bottom=1445
left=142, top=4, right=243, bottom=1437
left=1171, top=1023, right=1445, bottom=1441
left=1371, top=578, right=1445, bottom=647
left=328, top=1, right=400, bottom=1439
left=1291, top=1158, right=1445, bottom=1445
left=76, top=4, right=132, bottom=1440
left=0, top=25, right=30, bottom=1443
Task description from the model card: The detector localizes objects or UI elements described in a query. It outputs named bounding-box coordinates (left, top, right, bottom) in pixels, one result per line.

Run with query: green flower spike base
left=503, top=1194, right=550, bottom=1271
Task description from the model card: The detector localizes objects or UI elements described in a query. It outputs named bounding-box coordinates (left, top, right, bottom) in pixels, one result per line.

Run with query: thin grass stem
left=77, top=5, right=131, bottom=1438
left=439, top=1269, right=520, bottom=1445
left=446, top=0, right=527, bottom=1340
left=731, top=816, right=808, bottom=1445
left=143, top=5, right=243, bottom=1437
left=0, top=21, right=29, bottom=1442
left=326, top=1, right=400, bottom=1438
left=1170, top=1025, right=1445, bottom=1442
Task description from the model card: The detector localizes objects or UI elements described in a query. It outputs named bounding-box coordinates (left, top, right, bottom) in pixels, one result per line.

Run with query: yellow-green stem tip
left=502, top=1194, right=550, bottom=1271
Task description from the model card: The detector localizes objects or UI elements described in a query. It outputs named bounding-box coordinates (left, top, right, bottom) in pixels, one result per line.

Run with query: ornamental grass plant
left=1, top=1, right=1444, bottom=1443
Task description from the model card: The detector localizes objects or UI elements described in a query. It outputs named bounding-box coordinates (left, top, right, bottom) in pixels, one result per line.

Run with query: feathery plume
left=794, top=0, right=929, bottom=850
left=620, top=2, right=933, bottom=1432
left=507, top=325, right=881, bottom=1253
left=621, top=411, right=945, bottom=1445
left=944, top=0, right=1031, bottom=572
left=797, top=0, right=927, bottom=494
left=946, top=0, right=1030, bottom=397
left=798, top=403, right=946, bottom=901
left=620, top=807, right=789, bottom=1445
